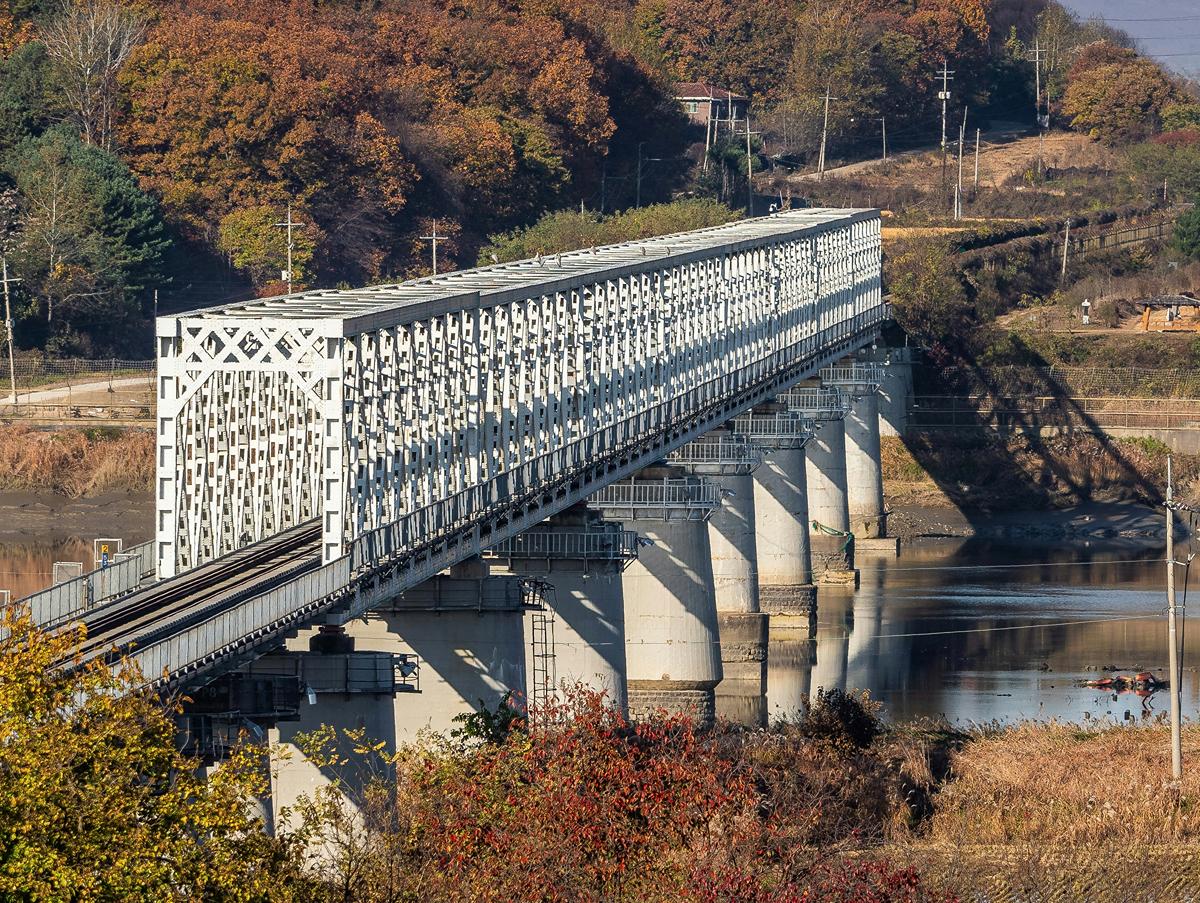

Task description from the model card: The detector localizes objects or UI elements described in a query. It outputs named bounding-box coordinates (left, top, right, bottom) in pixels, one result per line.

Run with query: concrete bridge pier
left=589, top=466, right=723, bottom=725
left=670, top=430, right=768, bottom=725
left=806, top=416, right=856, bottom=583
left=870, top=346, right=914, bottom=439
left=734, top=408, right=819, bottom=632
left=781, top=385, right=857, bottom=585
left=485, top=506, right=637, bottom=713
left=264, top=568, right=531, bottom=822
left=823, top=361, right=898, bottom=554
left=845, top=390, right=885, bottom=537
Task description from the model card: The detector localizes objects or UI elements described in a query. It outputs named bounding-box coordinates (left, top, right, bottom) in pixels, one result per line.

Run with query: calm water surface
left=4, top=531, right=1194, bottom=727
left=0, top=538, right=98, bottom=600
left=766, top=537, right=1198, bottom=724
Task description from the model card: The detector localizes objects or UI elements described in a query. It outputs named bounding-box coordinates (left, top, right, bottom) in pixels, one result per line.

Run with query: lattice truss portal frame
left=156, top=209, right=882, bottom=577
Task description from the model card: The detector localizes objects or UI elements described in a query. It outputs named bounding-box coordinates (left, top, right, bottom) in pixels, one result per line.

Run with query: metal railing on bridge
left=13, top=541, right=155, bottom=628
left=130, top=556, right=352, bottom=686
left=588, top=477, right=722, bottom=521
left=731, top=411, right=817, bottom=448
left=486, top=526, right=640, bottom=561
left=819, top=363, right=884, bottom=392
left=779, top=386, right=849, bottom=419
left=668, top=434, right=765, bottom=473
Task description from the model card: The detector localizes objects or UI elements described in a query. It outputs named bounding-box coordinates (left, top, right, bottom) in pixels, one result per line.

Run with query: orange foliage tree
left=117, top=0, right=680, bottom=283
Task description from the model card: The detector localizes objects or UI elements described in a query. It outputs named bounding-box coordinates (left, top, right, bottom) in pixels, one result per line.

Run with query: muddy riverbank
left=886, top=500, right=1170, bottom=545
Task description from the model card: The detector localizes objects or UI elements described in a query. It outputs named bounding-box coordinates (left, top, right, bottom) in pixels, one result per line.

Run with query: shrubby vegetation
left=8, top=604, right=1200, bottom=900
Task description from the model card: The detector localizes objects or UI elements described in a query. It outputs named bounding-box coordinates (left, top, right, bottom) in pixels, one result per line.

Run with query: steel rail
left=67, top=520, right=321, bottom=666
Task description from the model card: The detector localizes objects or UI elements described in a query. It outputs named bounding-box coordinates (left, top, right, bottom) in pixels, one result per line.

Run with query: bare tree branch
left=40, top=0, right=145, bottom=150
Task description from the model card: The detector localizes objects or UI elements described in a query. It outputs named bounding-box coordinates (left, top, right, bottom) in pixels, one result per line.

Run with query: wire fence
left=909, top=395, right=1200, bottom=431
left=916, top=365, right=1200, bottom=399
left=0, top=357, right=155, bottom=422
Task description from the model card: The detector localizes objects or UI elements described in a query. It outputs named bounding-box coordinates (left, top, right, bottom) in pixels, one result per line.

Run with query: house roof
left=1141, top=294, right=1200, bottom=308
left=673, top=82, right=746, bottom=102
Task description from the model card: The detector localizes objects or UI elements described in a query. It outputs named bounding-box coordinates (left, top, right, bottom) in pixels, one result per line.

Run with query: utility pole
left=879, top=117, right=887, bottom=163
left=974, top=127, right=981, bottom=193
left=1061, top=218, right=1071, bottom=280
left=421, top=219, right=443, bottom=275
left=956, top=107, right=967, bottom=216
left=636, top=142, right=645, bottom=208
left=818, top=86, right=836, bottom=179
left=1, top=257, right=17, bottom=404
left=273, top=204, right=303, bottom=295
left=1028, top=38, right=1045, bottom=127
left=936, top=60, right=954, bottom=152
left=742, top=117, right=762, bottom=216
left=1167, top=456, right=1183, bottom=781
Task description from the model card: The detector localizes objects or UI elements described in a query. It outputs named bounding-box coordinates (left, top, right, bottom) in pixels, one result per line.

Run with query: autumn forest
left=0, top=0, right=1187, bottom=355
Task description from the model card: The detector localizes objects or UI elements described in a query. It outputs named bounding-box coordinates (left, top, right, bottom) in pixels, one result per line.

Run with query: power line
left=861, top=556, right=1167, bottom=573
left=544, top=614, right=1163, bottom=649
left=858, top=614, right=1159, bottom=641
left=1095, top=15, right=1200, bottom=22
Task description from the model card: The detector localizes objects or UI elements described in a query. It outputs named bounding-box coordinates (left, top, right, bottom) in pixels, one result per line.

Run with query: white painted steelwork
left=486, top=526, right=639, bottom=561
left=668, top=434, right=764, bottom=475
left=588, top=477, right=721, bottom=521
left=780, top=386, right=849, bottom=420
left=732, top=411, right=816, bottom=449
left=820, top=363, right=885, bottom=395
left=156, top=209, right=882, bottom=578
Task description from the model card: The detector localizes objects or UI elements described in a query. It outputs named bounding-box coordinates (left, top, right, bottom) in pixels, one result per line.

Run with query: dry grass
left=894, top=843, right=1200, bottom=902
left=0, top=425, right=154, bottom=497
left=878, top=723, right=1200, bottom=900
left=929, top=722, right=1200, bottom=846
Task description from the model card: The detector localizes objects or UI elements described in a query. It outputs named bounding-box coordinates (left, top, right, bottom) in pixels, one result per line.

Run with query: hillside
left=0, top=0, right=1196, bottom=357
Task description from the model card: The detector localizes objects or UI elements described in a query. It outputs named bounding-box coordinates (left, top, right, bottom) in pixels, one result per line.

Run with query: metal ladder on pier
left=529, top=610, right=557, bottom=718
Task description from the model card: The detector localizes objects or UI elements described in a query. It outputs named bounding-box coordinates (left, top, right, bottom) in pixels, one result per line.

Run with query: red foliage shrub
left=1153, top=129, right=1200, bottom=148
left=296, top=690, right=948, bottom=901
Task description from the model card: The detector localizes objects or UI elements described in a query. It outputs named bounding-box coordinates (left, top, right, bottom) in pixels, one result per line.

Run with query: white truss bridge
left=69, top=208, right=884, bottom=689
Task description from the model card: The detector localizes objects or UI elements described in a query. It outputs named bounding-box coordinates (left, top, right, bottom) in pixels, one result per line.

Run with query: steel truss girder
left=156, top=210, right=883, bottom=578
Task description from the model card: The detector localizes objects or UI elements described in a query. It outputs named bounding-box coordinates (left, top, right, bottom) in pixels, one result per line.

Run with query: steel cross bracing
left=130, top=208, right=883, bottom=689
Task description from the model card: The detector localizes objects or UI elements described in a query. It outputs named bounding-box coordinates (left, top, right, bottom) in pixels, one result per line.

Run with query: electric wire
left=862, top=556, right=1167, bottom=572
left=546, top=613, right=1163, bottom=649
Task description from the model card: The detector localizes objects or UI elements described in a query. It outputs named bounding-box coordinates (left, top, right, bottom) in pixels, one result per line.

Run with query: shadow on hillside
left=895, top=351, right=1165, bottom=530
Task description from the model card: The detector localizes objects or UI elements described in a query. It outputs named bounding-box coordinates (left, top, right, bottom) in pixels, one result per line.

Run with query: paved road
left=9, top=376, right=151, bottom=405
left=788, top=125, right=1028, bottom=183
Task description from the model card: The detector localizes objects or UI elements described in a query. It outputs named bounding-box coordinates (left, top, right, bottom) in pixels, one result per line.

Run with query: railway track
left=69, top=520, right=322, bottom=668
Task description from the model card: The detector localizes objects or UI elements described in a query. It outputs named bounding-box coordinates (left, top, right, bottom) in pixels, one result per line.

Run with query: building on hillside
left=1139, top=295, right=1200, bottom=331
left=674, top=83, right=748, bottom=129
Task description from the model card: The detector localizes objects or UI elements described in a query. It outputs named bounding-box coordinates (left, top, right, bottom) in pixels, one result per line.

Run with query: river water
left=765, top=537, right=1199, bottom=725
left=3, top=522, right=1194, bottom=727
